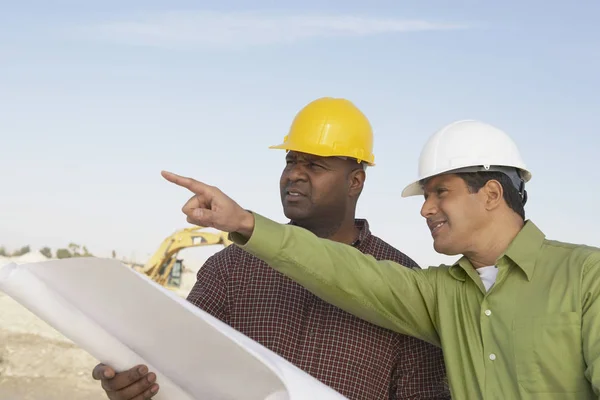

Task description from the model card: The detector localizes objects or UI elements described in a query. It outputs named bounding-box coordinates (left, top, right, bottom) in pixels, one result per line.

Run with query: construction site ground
left=0, top=289, right=106, bottom=399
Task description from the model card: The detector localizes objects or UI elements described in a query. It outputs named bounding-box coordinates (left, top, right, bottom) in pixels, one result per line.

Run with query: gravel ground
left=0, top=291, right=107, bottom=399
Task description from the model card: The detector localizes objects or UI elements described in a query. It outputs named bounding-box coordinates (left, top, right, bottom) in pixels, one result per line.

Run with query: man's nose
left=285, top=163, right=308, bottom=181
left=420, top=196, right=438, bottom=219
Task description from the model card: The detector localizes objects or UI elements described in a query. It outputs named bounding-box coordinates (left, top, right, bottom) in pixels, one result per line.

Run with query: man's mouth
left=428, top=221, right=446, bottom=235
left=285, top=188, right=306, bottom=197
left=284, top=190, right=306, bottom=200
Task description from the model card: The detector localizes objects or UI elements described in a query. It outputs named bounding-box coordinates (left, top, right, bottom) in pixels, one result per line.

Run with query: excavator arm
left=135, top=226, right=232, bottom=288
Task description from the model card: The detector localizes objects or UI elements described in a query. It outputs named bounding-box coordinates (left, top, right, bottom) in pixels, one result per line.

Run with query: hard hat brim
left=268, top=143, right=376, bottom=166
left=401, top=167, right=532, bottom=198
left=401, top=181, right=424, bottom=198
left=268, top=143, right=291, bottom=150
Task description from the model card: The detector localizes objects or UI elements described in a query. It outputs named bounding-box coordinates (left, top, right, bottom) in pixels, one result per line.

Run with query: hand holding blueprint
left=0, top=257, right=347, bottom=399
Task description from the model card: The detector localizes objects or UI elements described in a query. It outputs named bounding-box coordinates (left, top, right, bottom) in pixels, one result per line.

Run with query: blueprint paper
left=0, top=258, right=347, bottom=400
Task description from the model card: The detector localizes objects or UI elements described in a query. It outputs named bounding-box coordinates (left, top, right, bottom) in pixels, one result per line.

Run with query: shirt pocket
left=512, top=311, right=587, bottom=393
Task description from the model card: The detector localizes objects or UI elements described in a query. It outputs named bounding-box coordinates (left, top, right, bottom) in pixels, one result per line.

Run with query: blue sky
left=1, top=0, right=599, bottom=268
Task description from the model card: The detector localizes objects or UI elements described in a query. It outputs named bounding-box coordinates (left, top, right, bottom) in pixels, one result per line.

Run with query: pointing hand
left=161, top=171, right=255, bottom=237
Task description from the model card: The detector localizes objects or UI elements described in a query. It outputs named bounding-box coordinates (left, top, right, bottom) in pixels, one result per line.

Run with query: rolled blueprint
left=0, top=258, right=348, bottom=400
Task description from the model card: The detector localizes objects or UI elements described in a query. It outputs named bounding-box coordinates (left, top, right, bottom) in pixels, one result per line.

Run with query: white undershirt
left=476, top=266, right=498, bottom=291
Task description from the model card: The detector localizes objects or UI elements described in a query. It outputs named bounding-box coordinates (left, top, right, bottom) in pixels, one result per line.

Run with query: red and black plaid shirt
left=187, top=219, right=450, bottom=399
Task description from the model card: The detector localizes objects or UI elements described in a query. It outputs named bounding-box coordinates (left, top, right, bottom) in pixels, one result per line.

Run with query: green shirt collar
left=449, top=220, right=546, bottom=282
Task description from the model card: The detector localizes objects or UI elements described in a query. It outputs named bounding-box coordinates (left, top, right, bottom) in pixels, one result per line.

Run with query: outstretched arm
left=232, top=213, right=442, bottom=346
left=161, top=170, right=441, bottom=345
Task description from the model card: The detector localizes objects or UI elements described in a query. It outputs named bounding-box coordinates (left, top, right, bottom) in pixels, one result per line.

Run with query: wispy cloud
left=87, top=10, right=467, bottom=49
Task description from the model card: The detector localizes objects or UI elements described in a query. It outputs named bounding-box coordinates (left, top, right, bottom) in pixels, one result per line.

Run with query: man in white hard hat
left=162, top=119, right=600, bottom=399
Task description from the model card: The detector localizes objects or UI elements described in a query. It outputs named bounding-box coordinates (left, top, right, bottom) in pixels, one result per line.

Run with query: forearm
left=231, top=212, right=440, bottom=345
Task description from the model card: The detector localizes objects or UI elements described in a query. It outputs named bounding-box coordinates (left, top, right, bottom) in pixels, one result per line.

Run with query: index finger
left=161, top=170, right=211, bottom=194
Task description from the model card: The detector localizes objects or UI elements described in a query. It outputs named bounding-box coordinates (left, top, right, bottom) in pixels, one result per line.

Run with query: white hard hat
left=401, top=120, right=532, bottom=198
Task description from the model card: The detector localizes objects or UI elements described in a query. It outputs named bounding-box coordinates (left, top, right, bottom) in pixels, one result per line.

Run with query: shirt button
left=484, top=309, right=492, bottom=316
left=489, top=353, right=497, bottom=361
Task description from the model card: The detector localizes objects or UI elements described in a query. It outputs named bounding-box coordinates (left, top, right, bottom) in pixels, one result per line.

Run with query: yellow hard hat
left=269, top=97, right=375, bottom=165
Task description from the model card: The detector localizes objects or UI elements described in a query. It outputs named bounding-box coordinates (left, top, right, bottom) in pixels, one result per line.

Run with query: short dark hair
left=458, top=172, right=525, bottom=220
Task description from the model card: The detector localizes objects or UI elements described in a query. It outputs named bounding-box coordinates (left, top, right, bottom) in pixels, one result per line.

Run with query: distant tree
left=56, top=248, right=73, bottom=259
left=112, top=250, right=116, bottom=258
left=11, top=246, right=30, bottom=257
left=0, top=247, right=7, bottom=257
left=81, top=246, right=93, bottom=257
left=68, top=243, right=81, bottom=257
left=40, top=247, right=52, bottom=258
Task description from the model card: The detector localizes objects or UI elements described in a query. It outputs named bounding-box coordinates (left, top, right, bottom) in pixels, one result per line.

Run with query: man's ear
left=482, top=179, right=503, bottom=210
left=348, top=168, right=366, bottom=198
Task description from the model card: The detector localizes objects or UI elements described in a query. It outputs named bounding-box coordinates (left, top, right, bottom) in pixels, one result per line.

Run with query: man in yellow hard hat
left=92, top=98, right=450, bottom=399
left=163, top=118, right=600, bottom=399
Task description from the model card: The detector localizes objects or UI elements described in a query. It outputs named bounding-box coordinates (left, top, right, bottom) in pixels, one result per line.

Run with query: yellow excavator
left=134, top=226, right=232, bottom=289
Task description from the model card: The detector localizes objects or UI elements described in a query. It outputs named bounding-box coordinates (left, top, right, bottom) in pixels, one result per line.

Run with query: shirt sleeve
left=581, top=250, right=600, bottom=393
left=231, top=212, right=441, bottom=346
left=392, top=336, right=451, bottom=399
left=186, top=250, right=233, bottom=324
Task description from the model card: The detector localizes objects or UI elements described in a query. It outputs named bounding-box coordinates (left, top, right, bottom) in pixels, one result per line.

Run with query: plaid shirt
left=187, top=219, right=450, bottom=399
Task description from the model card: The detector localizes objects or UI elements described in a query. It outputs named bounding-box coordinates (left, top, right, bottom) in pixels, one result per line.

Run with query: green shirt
left=231, top=213, right=600, bottom=399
